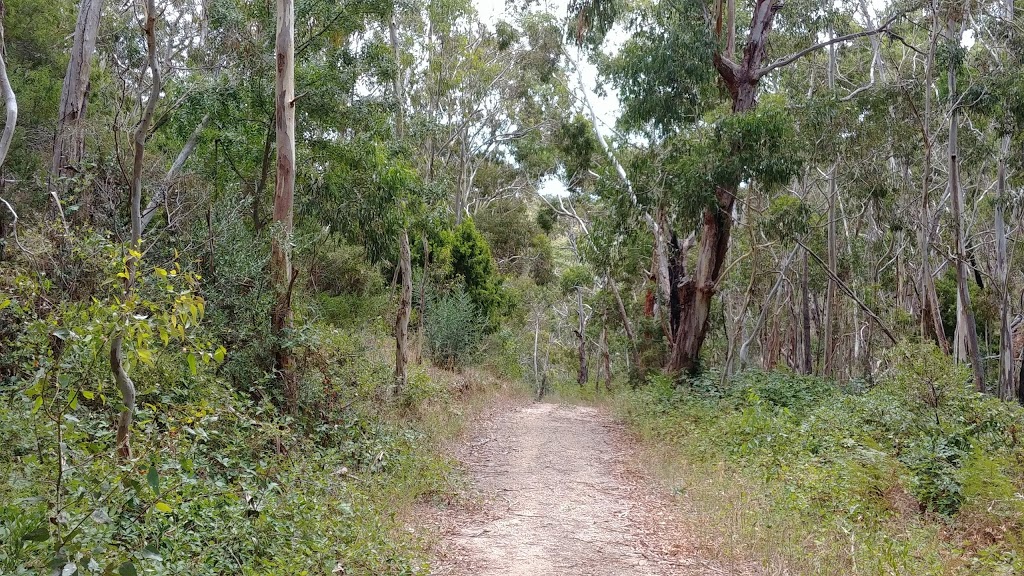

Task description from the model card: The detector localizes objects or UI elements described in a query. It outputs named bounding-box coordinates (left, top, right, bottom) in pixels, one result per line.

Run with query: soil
left=429, top=401, right=746, bottom=576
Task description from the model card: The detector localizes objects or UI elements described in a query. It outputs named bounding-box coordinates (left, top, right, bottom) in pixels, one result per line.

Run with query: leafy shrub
left=316, top=292, right=390, bottom=329
left=425, top=288, right=485, bottom=369
left=619, top=342, right=1024, bottom=573
left=308, top=243, right=384, bottom=297
left=432, top=218, right=507, bottom=327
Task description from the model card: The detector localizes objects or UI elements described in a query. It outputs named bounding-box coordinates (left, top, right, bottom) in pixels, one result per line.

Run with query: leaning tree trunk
left=111, top=0, right=159, bottom=460
left=946, top=14, right=985, bottom=392
left=50, top=0, right=102, bottom=230
left=272, top=0, right=297, bottom=412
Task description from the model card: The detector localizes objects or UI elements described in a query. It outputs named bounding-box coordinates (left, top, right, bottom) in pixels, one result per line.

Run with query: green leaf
left=186, top=353, right=198, bottom=375
left=22, top=526, right=50, bottom=542
left=213, top=346, right=226, bottom=363
left=146, top=466, right=159, bottom=496
left=118, top=561, right=138, bottom=576
left=81, top=389, right=95, bottom=400
left=140, top=545, right=162, bottom=562
left=154, top=501, right=172, bottom=513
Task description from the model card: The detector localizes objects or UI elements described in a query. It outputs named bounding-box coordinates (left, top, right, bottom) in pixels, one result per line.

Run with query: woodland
left=1, top=0, right=1024, bottom=573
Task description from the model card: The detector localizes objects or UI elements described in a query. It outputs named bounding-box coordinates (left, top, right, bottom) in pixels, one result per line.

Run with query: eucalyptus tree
left=110, top=0, right=161, bottom=459
left=0, top=0, right=15, bottom=170
left=271, top=0, right=297, bottom=411
left=49, top=0, right=101, bottom=230
left=572, top=0, right=906, bottom=374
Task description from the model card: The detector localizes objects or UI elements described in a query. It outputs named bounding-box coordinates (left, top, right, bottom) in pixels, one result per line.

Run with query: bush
left=618, top=342, right=1024, bottom=574
left=432, top=219, right=506, bottom=327
left=425, top=288, right=485, bottom=369
left=308, top=243, right=384, bottom=297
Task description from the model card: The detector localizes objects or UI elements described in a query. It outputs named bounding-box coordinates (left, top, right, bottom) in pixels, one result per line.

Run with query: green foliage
left=0, top=240, right=464, bottom=575
left=664, top=101, right=803, bottom=225
left=559, top=265, right=593, bottom=295
left=555, top=115, right=600, bottom=190
left=529, top=233, right=556, bottom=286
left=762, top=194, right=812, bottom=242
left=308, top=243, right=384, bottom=297
left=473, top=200, right=539, bottom=275
left=425, top=288, right=485, bottom=369
left=619, top=343, right=1024, bottom=573
left=536, top=205, right=557, bottom=234
left=433, top=218, right=507, bottom=326
left=600, top=3, right=718, bottom=132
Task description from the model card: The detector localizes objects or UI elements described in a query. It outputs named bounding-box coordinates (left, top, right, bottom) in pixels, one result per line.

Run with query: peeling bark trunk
left=600, top=323, right=611, bottom=391
left=920, top=10, right=949, bottom=353
left=50, top=0, right=102, bottom=229
left=389, top=13, right=413, bottom=392
left=394, top=229, right=412, bottom=393
left=272, top=0, right=297, bottom=412
left=800, top=247, right=812, bottom=374
left=577, top=287, right=588, bottom=386
left=997, top=0, right=1017, bottom=401
left=665, top=0, right=778, bottom=374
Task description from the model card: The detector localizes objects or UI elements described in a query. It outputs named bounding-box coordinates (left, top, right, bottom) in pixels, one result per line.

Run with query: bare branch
left=754, top=11, right=904, bottom=80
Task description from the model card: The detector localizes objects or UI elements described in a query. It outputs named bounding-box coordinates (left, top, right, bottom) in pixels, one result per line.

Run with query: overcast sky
left=472, top=0, right=621, bottom=195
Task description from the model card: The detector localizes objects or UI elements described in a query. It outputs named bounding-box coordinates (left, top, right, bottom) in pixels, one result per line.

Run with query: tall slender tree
left=272, top=0, right=296, bottom=412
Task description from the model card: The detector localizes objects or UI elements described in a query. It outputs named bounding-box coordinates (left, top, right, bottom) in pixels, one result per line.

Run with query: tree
left=0, top=0, right=15, bottom=169
left=572, top=0, right=902, bottom=374
left=945, top=7, right=985, bottom=391
left=272, top=0, right=296, bottom=411
left=391, top=5, right=412, bottom=395
left=49, top=0, right=101, bottom=231
left=110, top=0, right=160, bottom=459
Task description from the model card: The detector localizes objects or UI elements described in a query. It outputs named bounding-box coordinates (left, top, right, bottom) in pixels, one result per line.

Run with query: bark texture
left=665, top=0, right=778, bottom=373
left=50, top=0, right=102, bottom=227
left=272, top=0, right=297, bottom=412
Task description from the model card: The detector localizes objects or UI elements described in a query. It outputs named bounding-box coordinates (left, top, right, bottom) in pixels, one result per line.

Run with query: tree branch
left=753, top=11, right=903, bottom=80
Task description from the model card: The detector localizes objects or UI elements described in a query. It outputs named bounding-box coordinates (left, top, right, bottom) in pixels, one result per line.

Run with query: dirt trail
left=430, top=402, right=739, bottom=576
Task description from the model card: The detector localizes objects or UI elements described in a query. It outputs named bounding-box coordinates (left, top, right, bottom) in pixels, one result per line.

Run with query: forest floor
left=426, top=398, right=755, bottom=576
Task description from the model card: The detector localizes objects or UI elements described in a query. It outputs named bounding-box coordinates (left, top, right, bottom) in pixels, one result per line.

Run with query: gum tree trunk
left=665, top=0, right=775, bottom=373
left=946, top=15, right=985, bottom=391
left=996, top=0, right=1017, bottom=400
left=390, top=12, right=413, bottom=394
left=111, top=0, right=159, bottom=460
left=0, top=0, right=16, bottom=169
left=272, top=0, right=297, bottom=412
left=50, top=0, right=102, bottom=229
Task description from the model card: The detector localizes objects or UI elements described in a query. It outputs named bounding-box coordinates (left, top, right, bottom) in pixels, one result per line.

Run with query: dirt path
left=430, top=402, right=740, bottom=576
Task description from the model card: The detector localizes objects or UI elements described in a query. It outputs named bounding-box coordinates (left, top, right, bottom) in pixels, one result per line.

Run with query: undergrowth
left=616, top=342, right=1024, bottom=576
left=0, top=234, right=497, bottom=575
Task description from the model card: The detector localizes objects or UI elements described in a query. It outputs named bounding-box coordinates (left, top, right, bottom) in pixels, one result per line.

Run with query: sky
left=472, top=0, right=621, bottom=196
